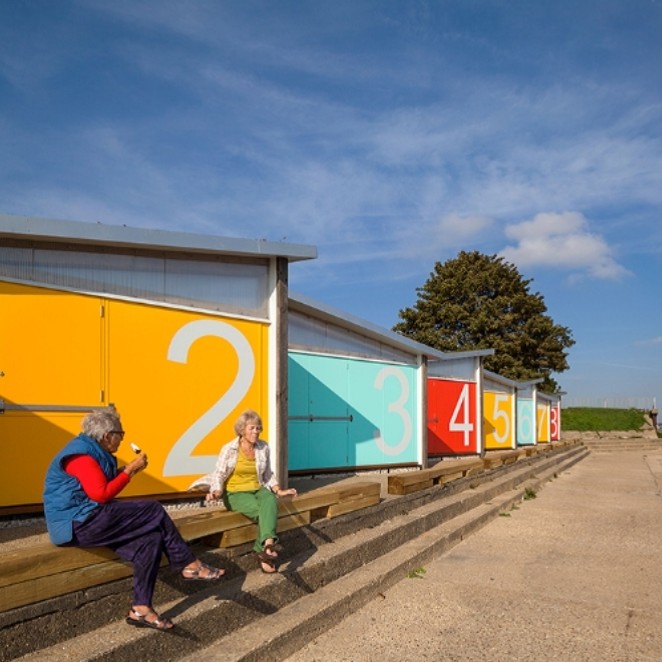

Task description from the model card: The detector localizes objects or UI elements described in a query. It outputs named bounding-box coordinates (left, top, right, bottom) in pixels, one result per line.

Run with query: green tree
left=393, top=251, right=574, bottom=392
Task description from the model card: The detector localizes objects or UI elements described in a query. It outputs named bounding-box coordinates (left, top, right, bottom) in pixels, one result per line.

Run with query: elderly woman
left=190, top=409, right=296, bottom=573
left=43, top=408, right=224, bottom=632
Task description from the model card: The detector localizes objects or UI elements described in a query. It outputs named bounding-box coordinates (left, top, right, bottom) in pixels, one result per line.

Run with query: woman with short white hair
left=44, top=408, right=224, bottom=631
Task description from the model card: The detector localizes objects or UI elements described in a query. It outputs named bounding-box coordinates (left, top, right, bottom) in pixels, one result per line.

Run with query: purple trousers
left=72, top=500, right=196, bottom=606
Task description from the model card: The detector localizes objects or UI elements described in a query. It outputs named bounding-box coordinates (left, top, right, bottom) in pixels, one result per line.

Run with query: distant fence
left=562, top=396, right=656, bottom=410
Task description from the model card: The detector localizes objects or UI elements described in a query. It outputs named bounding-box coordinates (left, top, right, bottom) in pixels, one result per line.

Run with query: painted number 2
left=163, top=319, right=255, bottom=476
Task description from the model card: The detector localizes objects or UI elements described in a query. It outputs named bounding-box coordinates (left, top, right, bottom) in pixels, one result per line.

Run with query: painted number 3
left=373, top=366, right=413, bottom=456
left=163, top=319, right=255, bottom=476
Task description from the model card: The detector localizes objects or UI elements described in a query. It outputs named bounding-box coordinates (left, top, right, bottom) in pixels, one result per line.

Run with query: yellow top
left=226, top=449, right=260, bottom=492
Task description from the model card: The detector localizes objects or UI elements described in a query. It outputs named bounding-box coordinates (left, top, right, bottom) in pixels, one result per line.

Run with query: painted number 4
left=450, top=383, right=474, bottom=446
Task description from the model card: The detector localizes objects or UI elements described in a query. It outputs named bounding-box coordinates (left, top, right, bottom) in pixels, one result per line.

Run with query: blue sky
left=1, top=0, right=661, bottom=404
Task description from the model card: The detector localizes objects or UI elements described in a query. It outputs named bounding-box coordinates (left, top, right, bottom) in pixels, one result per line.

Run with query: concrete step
left=4, top=445, right=588, bottom=662
left=580, top=439, right=662, bottom=452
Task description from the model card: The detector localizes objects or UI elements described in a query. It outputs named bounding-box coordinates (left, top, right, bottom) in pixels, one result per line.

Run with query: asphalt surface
left=283, top=448, right=662, bottom=662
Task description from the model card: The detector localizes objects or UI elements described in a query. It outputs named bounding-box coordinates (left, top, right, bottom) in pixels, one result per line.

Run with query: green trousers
left=225, top=486, right=279, bottom=553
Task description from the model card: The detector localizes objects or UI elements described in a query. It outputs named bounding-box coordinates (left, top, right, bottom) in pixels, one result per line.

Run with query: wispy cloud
left=499, top=212, right=631, bottom=280
left=2, top=0, right=662, bottom=402
left=637, top=336, right=662, bottom=347
left=2, top=1, right=661, bottom=289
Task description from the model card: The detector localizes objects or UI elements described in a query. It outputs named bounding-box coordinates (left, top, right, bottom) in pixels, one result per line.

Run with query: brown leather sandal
left=181, top=562, right=225, bottom=581
left=256, top=551, right=278, bottom=573
left=125, top=607, right=174, bottom=631
left=263, top=543, right=279, bottom=558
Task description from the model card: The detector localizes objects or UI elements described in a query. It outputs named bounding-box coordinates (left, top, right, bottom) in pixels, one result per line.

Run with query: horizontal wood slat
left=387, top=458, right=485, bottom=495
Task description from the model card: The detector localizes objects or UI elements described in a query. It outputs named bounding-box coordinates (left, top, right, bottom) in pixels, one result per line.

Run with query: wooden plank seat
left=482, top=449, right=526, bottom=469
left=0, top=481, right=381, bottom=613
left=193, top=481, right=382, bottom=548
left=387, top=458, right=485, bottom=496
left=555, top=439, right=576, bottom=448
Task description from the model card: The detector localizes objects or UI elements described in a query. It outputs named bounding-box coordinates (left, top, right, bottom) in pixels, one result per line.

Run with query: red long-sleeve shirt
left=63, top=454, right=130, bottom=502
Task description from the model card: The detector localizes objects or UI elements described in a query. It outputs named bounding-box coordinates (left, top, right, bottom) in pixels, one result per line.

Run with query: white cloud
left=500, top=212, right=631, bottom=280
left=437, top=213, right=492, bottom=242
left=637, top=336, right=662, bottom=347
left=2, top=2, right=660, bottom=290
left=504, top=211, right=585, bottom=240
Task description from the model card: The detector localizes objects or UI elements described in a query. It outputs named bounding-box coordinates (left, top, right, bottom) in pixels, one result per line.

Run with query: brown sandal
left=256, top=551, right=278, bottom=574
left=181, top=562, right=225, bottom=581
left=125, top=607, right=174, bottom=631
left=263, top=543, right=279, bottom=558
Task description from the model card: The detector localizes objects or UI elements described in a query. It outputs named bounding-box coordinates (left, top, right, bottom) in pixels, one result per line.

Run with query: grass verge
left=562, top=407, right=647, bottom=432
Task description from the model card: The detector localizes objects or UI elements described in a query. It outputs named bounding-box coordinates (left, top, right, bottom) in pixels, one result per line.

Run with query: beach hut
left=0, top=213, right=316, bottom=508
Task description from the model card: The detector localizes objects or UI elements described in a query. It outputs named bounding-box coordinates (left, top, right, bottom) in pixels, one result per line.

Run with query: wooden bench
left=387, top=447, right=535, bottom=496
left=387, top=458, right=485, bottom=495
left=482, top=449, right=526, bottom=469
left=0, top=481, right=381, bottom=613
left=186, top=481, right=382, bottom=548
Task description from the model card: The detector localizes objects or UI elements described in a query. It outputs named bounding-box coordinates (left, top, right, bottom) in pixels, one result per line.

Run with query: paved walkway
left=284, top=449, right=662, bottom=662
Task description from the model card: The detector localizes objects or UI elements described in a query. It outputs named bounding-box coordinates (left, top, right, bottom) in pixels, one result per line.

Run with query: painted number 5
left=492, top=393, right=510, bottom=444
left=163, top=319, right=255, bottom=476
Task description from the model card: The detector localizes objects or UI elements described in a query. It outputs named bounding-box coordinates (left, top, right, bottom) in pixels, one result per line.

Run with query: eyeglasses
left=110, top=430, right=125, bottom=438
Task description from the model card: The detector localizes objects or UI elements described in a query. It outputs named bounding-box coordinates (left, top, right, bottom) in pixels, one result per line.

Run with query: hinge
left=100, top=304, right=105, bottom=318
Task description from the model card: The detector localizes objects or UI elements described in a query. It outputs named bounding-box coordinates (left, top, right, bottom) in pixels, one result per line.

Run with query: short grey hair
left=82, top=408, right=121, bottom=442
left=233, top=409, right=262, bottom=437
